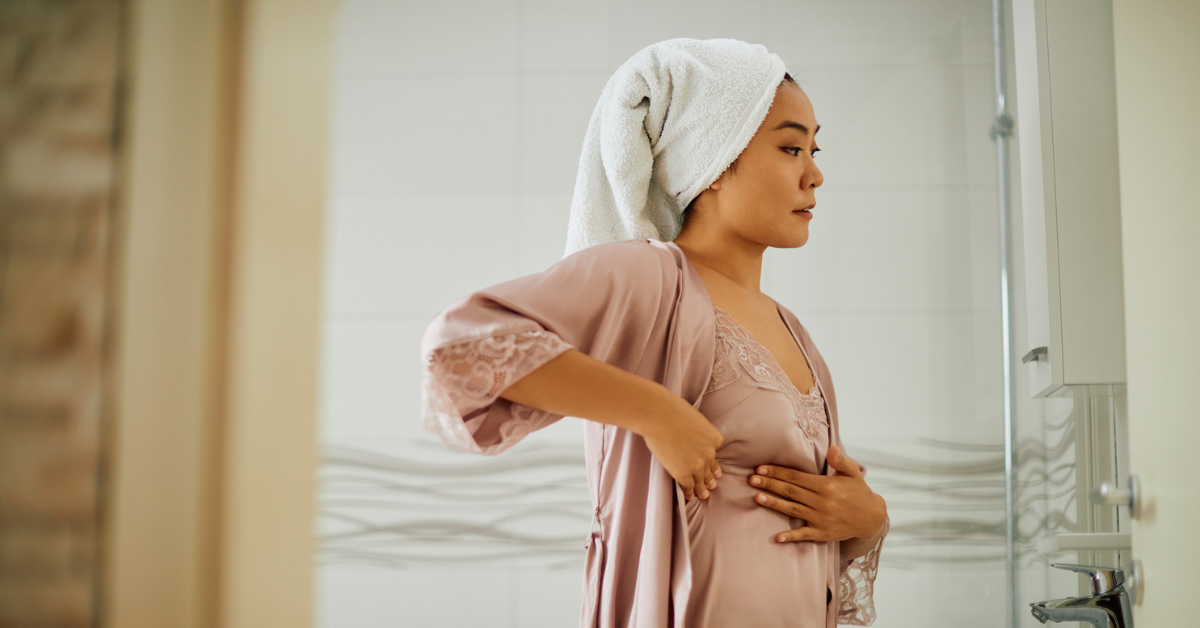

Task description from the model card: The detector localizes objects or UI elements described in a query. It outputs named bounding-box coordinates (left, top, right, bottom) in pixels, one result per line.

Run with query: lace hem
left=836, top=515, right=889, bottom=626
left=421, top=328, right=574, bottom=455
left=707, top=306, right=829, bottom=440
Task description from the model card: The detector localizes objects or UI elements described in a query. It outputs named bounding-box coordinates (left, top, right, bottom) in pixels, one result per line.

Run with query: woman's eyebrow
left=774, top=120, right=820, bottom=136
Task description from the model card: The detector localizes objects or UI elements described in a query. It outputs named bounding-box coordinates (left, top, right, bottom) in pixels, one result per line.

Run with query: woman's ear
left=708, top=173, right=724, bottom=192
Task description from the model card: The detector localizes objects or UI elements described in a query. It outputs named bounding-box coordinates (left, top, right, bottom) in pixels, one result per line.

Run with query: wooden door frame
left=102, top=0, right=337, bottom=626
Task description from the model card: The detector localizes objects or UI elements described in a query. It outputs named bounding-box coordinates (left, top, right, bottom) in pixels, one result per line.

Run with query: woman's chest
left=698, top=306, right=831, bottom=474
left=705, top=296, right=816, bottom=394
left=701, top=383, right=829, bottom=475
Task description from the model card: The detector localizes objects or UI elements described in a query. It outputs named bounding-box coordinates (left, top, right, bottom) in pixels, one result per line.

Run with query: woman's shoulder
left=559, top=239, right=674, bottom=282
left=769, top=295, right=797, bottom=318
left=769, top=296, right=834, bottom=370
left=564, top=238, right=667, bottom=265
left=507, top=239, right=671, bottom=301
left=768, top=296, right=813, bottom=339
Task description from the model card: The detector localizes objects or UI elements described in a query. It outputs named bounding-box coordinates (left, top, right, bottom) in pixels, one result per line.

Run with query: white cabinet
left=1012, top=0, right=1127, bottom=398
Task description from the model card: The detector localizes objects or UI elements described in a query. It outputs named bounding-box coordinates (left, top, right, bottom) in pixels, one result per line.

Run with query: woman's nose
left=808, top=162, right=824, bottom=189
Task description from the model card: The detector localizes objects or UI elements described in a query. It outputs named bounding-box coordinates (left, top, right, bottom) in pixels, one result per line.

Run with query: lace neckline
left=712, top=305, right=820, bottom=397
left=708, top=304, right=829, bottom=440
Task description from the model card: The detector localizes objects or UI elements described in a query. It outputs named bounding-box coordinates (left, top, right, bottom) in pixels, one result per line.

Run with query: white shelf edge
left=1036, top=533, right=1131, bottom=555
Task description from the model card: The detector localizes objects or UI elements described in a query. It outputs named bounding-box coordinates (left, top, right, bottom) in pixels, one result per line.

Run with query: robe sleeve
left=836, top=514, right=888, bottom=625
left=835, top=453, right=889, bottom=626
left=420, top=240, right=666, bottom=456
left=422, top=329, right=575, bottom=454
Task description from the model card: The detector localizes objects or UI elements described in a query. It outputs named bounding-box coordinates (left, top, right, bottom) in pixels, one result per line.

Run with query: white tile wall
left=316, top=565, right=519, bottom=628
left=768, top=187, right=984, bottom=314
left=522, top=0, right=610, bottom=72
left=324, top=196, right=522, bottom=316
left=766, top=0, right=997, bottom=66
left=606, top=0, right=763, bottom=66
left=516, top=194, right=576, bottom=273
left=518, top=74, right=609, bottom=194
left=335, top=0, right=521, bottom=77
left=318, top=1, right=1013, bottom=626
left=793, top=63, right=997, bottom=190
left=320, top=318, right=424, bottom=442
left=329, top=78, right=521, bottom=197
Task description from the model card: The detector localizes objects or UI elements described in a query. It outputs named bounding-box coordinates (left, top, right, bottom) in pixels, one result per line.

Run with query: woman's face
left=697, top=82, right=823, bottom=249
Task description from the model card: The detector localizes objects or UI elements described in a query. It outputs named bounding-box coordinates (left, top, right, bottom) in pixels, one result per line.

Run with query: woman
left=421, top=38, right=888, bottom=628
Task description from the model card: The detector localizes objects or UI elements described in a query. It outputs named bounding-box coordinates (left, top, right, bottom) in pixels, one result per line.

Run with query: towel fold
left=564, top=38, right=788, bottom=258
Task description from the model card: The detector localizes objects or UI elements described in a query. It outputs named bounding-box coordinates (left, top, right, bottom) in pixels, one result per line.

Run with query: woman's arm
left=839, top=517, right=888, bottom=561
left=499, top=347, right=675, bottom=436
left=499, top=347, right=724, bottom=501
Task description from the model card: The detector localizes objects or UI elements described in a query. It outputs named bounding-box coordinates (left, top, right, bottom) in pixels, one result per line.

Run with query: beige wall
left=104, top=0, right=232, bottom=626
left=1111, top=0, right=1200, bottom=623
left=218, top=0, right=335, bottom=625
left=104, top=0, right=335, bottom=627
left=0, top=1, right=125, bottom=625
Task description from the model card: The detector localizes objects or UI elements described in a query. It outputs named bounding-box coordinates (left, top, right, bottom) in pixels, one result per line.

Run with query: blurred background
left=0, top=1, right=1195, bottom=627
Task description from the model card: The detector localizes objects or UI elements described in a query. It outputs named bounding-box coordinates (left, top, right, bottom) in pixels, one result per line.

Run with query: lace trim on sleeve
left=837, top=515, right=889, bottom=626
left=421, top=329, right=574, bottom=455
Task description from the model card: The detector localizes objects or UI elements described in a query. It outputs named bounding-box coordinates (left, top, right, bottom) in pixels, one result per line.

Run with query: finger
left=749, top=474, right=823, bottom=507
left=711, top=459, right=723, bottom=480
left=756, top=464, right=826, bottom=494
left=827, top=445, right=863, bottom=478
left=680, top=479, right=695, bottom=503
left=775, top=526, right=828, bottom=544
left=704, top=469, right=717, bottom=491
left=693, top=471, right=710, bottom=500
left=754, top=491, right=820, bottom=521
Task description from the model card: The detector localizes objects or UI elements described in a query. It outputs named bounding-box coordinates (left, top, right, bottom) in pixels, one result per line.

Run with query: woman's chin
left=774, top=232, right=809, bottom=249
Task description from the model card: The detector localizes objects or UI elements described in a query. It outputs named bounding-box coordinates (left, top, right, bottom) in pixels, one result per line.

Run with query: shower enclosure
left=314, top=1, right=1107, bottom=625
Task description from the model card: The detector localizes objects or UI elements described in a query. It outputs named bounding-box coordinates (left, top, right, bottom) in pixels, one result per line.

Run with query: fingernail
left=755, top=493, right=767, bottom=503
left=699, top=490, right=709, bottom=499
left=777, top=534, right=787, bottom=543
left=757, top=466, right=768, bottom=475
left=749, top=476, right=761, bottom=486
left=708, top=479, right=717, bottom=489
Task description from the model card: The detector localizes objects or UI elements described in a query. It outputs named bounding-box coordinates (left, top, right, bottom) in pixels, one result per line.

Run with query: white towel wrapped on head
left=563, top=37, right=789, bottom=258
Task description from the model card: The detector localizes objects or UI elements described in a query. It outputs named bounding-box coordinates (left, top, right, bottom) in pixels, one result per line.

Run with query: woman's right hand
left=639, top=397, right=724, bottom=502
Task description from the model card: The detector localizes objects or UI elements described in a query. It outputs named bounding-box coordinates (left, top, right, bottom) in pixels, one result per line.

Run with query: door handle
left=1090, top=473, right=1141, bottom=519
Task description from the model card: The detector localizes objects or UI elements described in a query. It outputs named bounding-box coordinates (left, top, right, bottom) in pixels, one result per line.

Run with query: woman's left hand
left=748, top=444, right=887, bottom=544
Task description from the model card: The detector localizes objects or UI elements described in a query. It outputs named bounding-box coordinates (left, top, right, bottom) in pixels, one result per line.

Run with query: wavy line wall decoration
left=317, top=406, right=1077, bottom=572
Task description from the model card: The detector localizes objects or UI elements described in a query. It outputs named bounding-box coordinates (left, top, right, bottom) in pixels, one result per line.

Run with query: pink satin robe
left=421, top=238, right=885, bottom=627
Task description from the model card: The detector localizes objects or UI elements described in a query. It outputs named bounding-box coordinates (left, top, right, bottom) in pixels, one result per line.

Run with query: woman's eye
left=785, top=147, right=820, bottom=157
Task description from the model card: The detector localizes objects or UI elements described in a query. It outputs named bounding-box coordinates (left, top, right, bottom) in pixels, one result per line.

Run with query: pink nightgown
left=420, top=238, right=886, bottom=627
left=683, top=304, right=883, bottom=627
left=423, top=309, right=886, bottom=628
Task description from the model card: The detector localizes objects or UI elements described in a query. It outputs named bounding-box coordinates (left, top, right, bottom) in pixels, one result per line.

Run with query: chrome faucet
left=1030, top=563, right=1134, bottom=628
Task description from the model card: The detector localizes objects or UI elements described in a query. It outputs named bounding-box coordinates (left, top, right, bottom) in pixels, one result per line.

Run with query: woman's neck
left=671, top=229, right=767, bottom=302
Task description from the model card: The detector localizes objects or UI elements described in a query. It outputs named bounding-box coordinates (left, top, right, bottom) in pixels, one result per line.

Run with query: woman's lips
left=793, top=209, right=812, bottom=219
